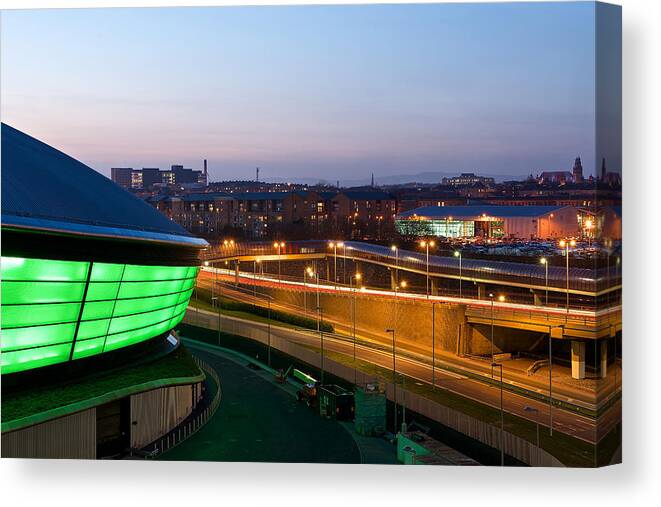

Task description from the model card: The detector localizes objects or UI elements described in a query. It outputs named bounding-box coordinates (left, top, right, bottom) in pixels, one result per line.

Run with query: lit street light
left=419, top=240, right=436, bottom=298
left=454, top=250, right=462, bottom=298
left=303, top=266, right=315, bottom=314
left=273, top=241, right=285, bottom=282
left=318, top=305, right=325, bottom=384
left=558, top=238, right=576, bottom=320
left=391, top=245, right=399, bottom=290
left=253, top=258, right=261, bottom=298
left=491, top=362, right=505, bottom=467
left=540, top=257, right=549, bottom=309
left=328, top=241, right=344, bottom=289
left=490, top=293, right=505, bottom=376
left=350, top=273, right=362, bottom=361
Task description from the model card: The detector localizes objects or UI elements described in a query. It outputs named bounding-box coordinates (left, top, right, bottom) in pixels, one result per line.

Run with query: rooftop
left=398, top=205, right=566, bottom=219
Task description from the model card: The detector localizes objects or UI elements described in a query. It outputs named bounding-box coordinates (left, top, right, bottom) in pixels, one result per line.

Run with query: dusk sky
left=1, top=3, right=597, bottom=184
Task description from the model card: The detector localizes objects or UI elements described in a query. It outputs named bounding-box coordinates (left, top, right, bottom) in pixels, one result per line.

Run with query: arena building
left=1, top=123, right=210, bottom=458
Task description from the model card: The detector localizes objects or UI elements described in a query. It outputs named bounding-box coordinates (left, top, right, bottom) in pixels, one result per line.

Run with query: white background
left=0, top=1, right=659, bottom=506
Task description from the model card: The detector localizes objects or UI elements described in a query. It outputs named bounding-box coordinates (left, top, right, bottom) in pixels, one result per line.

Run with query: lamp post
left=350, top=273, right=362, bottom=361
left=548, top=338, right=553, bottom=433
left=341, top=242, right=347, bottom=285
left=318, top=305, right=325, bottom=384
left=273, top=241, right=285, bottom=282
left=419, top=240, right=436, bottom=298
left=491, top=362, right=505, bottom=466
left=559, top=239, right=576, bottom=321
left=454, top=250, right=462, bottom=298
left=328, top=241, right=343, bottom=289
left=267, top=298, right=271, bottom=367
left=304, top=266, right=315, bottom=315
left=524, top=406, right=540, bottom=466
left=253, top=259, right=261, bottom=299
left=391, top=245, right=399, bottom=291
left=490, top=293, right=505, bottom=376
left=540, top=257, right=549, bottom=309
left=431, top=302, right=436, bottom=389
left=386, top=328, right=397, bottom=433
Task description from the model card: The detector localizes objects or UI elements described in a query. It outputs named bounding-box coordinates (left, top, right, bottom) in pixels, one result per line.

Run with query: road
left=159, top=342, right=360, bottom=463
left=196, top=270, right=621, bottom=408
left=184, top=304, right=621, bottom=444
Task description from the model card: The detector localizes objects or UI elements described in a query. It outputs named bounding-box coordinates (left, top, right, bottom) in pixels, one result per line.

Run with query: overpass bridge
left=202, top=240, right=621, bottom=379
left=203, top=240, right=621, bottom=303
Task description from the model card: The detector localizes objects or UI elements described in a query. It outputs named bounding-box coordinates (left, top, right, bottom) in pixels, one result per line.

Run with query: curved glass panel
left=1, top=256, right=199, bottom=374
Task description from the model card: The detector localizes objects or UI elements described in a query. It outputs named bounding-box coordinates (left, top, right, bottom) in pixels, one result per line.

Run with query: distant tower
left=371, top=173, right=374, bottom=188
left=256, top=167, right=260, bottom=183
left=572, top=157, right=584, bottom=183
left=601, top=158, right=607, bottom=181
left=203, top=159, right=208, bottom=185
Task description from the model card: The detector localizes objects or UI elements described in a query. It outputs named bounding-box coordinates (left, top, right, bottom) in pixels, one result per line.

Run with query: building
left=441, top=173, right=496, bottom=187
left=537, top=171, right=574, bottom=185
left=572, top=157, right=584, bottom=183
left=110, top=167, right=132, bottom=188
left=110, top=164, right=208, bottom=189
left=396, top=205, right=579, bottom=240
left=1, top=123, right=208, bottom=458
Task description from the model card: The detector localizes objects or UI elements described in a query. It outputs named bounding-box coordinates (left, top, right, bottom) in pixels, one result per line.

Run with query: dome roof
left=1, top=123, right=207, bottom=248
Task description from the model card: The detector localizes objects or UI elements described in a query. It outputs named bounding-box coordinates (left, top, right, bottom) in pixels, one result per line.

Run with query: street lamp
left=431, top=302, right=436, bottom=389
left=273, top=241, right=285, bottom=282
left=540, top=257, right=549, bottom=308
left=253, top=258, right=261, bottom=298
left=318, top=305, right=325, bottom=384
left=454, top=250, right=462, bottom=298
left=386, top=328, right=397, bottom=433
left=491, top=362, right=505, bottom=467
left=558, top=239, right=576, bottom=320
left=524, top=406, right=540, bottom=466
left=328, top=241, right=344, bottom=289
left=304, top=266, right=315, bottom=314
left=350, top=273, right=362, bottom=361
left=490, top=293, right=505, bottom=376
left=419, top=240, right=436, bottom=298
left=391, top=245, right=399, bottom=290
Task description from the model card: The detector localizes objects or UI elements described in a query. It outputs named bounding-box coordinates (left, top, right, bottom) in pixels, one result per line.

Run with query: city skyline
left=2, top=3, right=598, bottom=182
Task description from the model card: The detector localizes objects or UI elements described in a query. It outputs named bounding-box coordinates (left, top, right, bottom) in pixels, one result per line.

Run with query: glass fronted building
left=396, top=205, right=579, bottom=240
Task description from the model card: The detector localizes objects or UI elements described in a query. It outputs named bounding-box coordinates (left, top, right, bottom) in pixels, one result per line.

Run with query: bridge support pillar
left=390, top=269, right=397, bottom=291
left=234, top=261, right=240, bottom=285
left=600, top=339, right=608, bottom=378
left=430, top=279, right=439, bottom=296
left=476, top=284, right=486, bottom=300
left=571, top=340, right=586, bottom=380
left=532, top=290, right=543, bottom=306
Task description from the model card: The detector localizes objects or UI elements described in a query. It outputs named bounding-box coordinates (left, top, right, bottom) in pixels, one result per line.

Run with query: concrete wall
left=2, top=383, right=202, bottom=459
left=258, top=284, right=467, bottom=355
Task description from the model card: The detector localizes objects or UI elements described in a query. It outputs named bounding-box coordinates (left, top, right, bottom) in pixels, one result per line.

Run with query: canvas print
left=0, top=2, right=621, bottom=467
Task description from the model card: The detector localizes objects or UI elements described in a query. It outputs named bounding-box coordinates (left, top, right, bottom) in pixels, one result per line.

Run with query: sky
left=1, top=3, right=601, bottom=183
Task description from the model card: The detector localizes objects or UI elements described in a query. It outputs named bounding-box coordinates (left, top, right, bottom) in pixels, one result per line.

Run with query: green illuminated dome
left=1, top=124, right=208, bottom=374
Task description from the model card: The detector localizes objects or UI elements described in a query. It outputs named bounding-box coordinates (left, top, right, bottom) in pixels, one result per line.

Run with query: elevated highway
left=202, top=240, right=622, bottom=343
